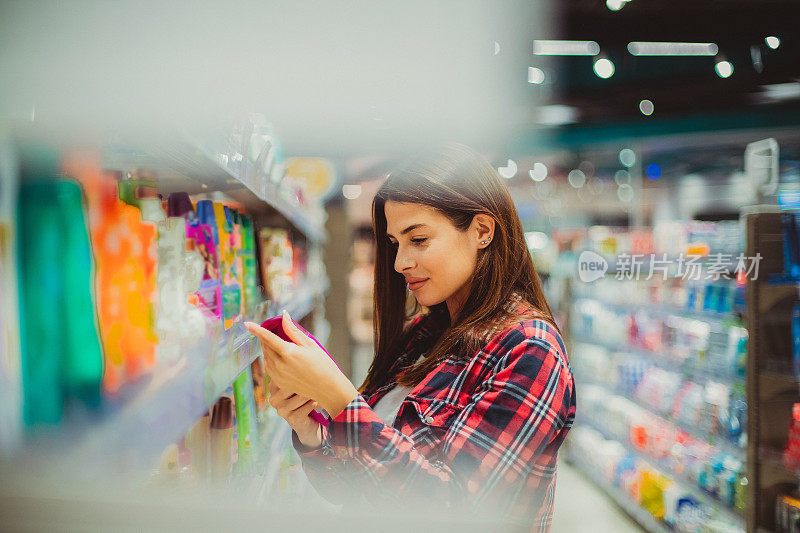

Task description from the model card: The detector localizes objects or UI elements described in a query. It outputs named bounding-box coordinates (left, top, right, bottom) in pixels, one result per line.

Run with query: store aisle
left=552, top=459, right=642, bottom=533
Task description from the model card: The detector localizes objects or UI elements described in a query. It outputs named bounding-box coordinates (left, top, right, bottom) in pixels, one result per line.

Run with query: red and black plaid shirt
left=292, top=301, right=576, bottom=532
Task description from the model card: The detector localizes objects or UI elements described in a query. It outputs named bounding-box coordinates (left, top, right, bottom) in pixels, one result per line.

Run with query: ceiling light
left=497, top=159, right=517, bottom=179
left=528, top=67, right=546, bottom=84
left=534, top=40, right=600, bottom=56
left=627, top=42, right=718, bottom=56
left=606, top=0, right=628, bottom=11
left=751, top=46, right=764, bottom=73
left=593, top=57, right=615, bottom=79
left=538, top=105, right=579, bottom=126
left=765, top=36, right=780, bottom=49
left=759, top=82, right=800, bottom=102
left=342, top=184, right=362, bottom=200
left=617, top=184, right=634, bottom=202
left=619, top=149, right=636, bottom=167
left=530, top=162, right=548, bottom=181
left=614, top=170, right=631, bottom=185
left=715, top=58, right=733, bottom=78
left=639, top=99, right=654, bottom=115
left=568, top=169, right=586, bottom=188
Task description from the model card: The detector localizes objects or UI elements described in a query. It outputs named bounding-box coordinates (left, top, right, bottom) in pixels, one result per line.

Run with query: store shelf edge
left=69, top=287, right=321, bottom=474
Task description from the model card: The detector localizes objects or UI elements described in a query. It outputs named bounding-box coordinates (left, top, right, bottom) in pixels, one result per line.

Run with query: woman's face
left=385, top=201, right=492, bottom=319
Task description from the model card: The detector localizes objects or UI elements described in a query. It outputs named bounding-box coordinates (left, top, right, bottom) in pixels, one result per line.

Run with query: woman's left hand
left=245, top=311, right=358, bottom=419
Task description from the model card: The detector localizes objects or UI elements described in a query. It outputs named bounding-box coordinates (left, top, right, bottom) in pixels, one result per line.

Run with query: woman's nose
left=394, top=246, right=415, bottom=273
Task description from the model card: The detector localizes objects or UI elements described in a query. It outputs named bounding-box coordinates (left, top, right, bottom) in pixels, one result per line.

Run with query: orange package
left=62, top=153, right=157, bottom=394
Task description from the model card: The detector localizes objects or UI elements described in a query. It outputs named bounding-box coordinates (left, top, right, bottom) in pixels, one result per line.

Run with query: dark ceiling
left=545, top=0, right=800, bottom=122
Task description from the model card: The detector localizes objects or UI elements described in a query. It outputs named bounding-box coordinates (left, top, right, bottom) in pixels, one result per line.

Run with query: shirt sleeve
left=293, top=322, right=576, bottom=519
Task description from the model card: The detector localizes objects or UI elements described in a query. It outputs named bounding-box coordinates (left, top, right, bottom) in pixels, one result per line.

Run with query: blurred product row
left=543, top=186, right=800, bottom=532
left=0, top=138, right=330, bottom=498
left=549, top=221, right=749, bottom=532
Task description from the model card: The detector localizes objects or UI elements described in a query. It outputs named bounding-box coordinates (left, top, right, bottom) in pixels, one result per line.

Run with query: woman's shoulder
left=488, top=301, right=568, bottom=365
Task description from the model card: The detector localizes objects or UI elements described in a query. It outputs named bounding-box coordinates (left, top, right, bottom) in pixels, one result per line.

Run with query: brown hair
left=360, top=143, right=558, bottom=394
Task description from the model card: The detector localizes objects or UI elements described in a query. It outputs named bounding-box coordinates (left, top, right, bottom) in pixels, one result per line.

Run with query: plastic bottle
left=167, top=193, right=204, bottom=296
left=191, top=200, right=222, bottom=320
left=17, top=176, right=103, bottom=426
left=232, top=367, right=258, bottom=473
left=209, top=396, right=234, bottom=484
left=239, top=214, right=260, bottom=317
left=57, top=180, right=104, bottom=408
left=62, top=156, right=157, bottom=394
left=116, top=174, right=159, bottom=378
left=214, top=203, right=241, bottom=330
left=229, top=209, right=246, bottom=317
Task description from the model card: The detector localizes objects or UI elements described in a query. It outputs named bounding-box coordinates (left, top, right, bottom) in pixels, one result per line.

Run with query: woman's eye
left=411, top=238, right=427, bottom=245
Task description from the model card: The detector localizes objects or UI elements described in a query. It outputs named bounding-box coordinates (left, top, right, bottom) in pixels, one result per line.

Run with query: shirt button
left=424, top=416, right=434, bottom=424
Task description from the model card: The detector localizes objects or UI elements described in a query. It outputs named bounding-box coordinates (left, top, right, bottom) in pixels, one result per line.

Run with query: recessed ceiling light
left=528, top=67, right=546, bottom=84
left=627, top=42, right=718, bottom=56
left=534, top=40, right=600, bottom=56
left=765, top=36, right=780, bottom=49
left=593, top=57, right=615, bottom=79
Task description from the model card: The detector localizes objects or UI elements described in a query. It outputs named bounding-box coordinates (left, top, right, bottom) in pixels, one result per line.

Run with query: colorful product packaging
left=66, top=157, right=157, bottom=394
left=239, top=214, right=260, bottom=317
left=190, top=200, right=222, bottom=320
left=215, top=203, right=242, bottom=329
left=232, top=366, right=258, bottom=473
left=258, top=228, right=293, bottom=305
left=17, top=171, right=104, bottom=425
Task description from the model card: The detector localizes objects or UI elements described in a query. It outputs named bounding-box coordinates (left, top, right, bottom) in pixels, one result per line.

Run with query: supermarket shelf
left=563, top=450, right=671, bottom=533
left=570, top=333, right=746, bottom=386
left=573, top=295, right=743, bottom=325
left=71, top=283, right=324, bottom=474
left=262, top=416, right=293, bottom=497
left=759, top=445, right=800, bottom=478
left=577, top=376, right=746, bottom=460
left=576, top=415, right=746, bottom=530
left=101, top=140, right=327, bottom=244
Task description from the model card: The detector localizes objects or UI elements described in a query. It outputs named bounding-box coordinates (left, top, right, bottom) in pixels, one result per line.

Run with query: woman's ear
left=472, top=214, right=495, bottom=248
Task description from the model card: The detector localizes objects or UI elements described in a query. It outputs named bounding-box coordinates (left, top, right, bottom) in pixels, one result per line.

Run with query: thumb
left=282, top=310, right=314, bottom=347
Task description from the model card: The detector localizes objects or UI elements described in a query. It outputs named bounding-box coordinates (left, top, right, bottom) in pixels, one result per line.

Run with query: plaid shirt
left=292, top=302, right=576, bottom=532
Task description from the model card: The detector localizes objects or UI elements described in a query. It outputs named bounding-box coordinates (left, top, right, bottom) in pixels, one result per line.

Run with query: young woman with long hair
left=246, top=144, right=576, bottom=532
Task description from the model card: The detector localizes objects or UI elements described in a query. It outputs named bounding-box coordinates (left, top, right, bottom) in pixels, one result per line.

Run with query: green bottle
left=239, top=214, right=260, bottom=317
left=57, top=180, right=103, bottom=408
left=232, top=366, right=259, bottom=473
left=17, top=177, right=103, bottom=428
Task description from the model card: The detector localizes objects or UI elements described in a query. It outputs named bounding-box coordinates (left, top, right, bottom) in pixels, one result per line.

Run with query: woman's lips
left=407, top=278, right=429, bottom=291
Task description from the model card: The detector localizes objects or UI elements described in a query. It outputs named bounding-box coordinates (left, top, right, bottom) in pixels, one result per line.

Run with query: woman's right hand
left=268, top=381, right=323, bottom=449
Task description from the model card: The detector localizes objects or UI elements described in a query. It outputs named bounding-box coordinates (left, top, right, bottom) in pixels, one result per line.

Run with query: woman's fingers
left=245, top=322, right=293, bottom=355
left=281, top=311, right=314, bottom=348
left=270, top=391, right=311, bottom=411
left=283, top=394, right=312, bottom=412
left=295, top=399, right=319, bottom=417
left=269, top=386, right=291, bottom=403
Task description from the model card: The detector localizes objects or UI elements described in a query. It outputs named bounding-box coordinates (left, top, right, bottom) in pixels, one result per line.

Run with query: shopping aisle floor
left=552, top=459, right=643, bottom=533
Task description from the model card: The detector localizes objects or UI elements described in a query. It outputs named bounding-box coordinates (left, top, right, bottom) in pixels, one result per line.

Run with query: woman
left=246, top=144, right=576, bottom=532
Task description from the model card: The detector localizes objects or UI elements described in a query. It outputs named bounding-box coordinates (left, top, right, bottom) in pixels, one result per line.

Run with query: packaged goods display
left=1, top=141, right=330, bottom=506
left=562, top=222, right=748, bottom=533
